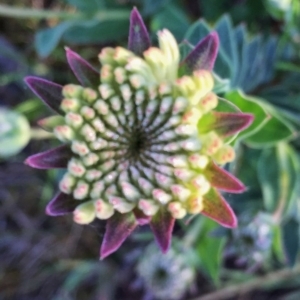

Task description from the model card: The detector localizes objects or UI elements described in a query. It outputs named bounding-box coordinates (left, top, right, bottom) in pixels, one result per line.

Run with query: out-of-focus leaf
left=64, top=19, right=129, bottom=44
left=150, top=3, right=190, bottom=41
left=272, top=224, right=285, bottom=263
left=215, top=15, right=238, bottom=79
left=257, top=143, right=298, bottom=214
left=225, top=90, right=269, bottom=141
left=35, top=21, right=76, bottom=58
left=65, top=0, right=105, bottom=11
left=0, top=108, right=31, bottom=158
left=141, top=0, right=171, bottom=15
left=35, top=16, right=130, bottom=57
left=282, top=218, right=299, bottom=266
left=213, top=73, right=231, bottom=94
left=184, top=19, right=210, bottom=46
left=259, top=73, right=300, bottom=117
left=196, top=218, right=226, bottom=285
left=15, top=98, right=48, bottom=121
left=179, top=41, right=193, bottom=63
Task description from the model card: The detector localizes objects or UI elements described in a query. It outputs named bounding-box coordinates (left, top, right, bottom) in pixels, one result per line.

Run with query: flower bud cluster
left=53, top=30, right=235, bottom=224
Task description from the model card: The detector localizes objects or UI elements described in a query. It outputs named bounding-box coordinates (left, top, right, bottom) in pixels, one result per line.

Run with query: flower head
left=25, top=8, right=253, bottom=258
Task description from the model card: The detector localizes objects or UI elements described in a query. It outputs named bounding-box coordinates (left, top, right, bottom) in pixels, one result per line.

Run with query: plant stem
left=189, top=263, right=300, bottom=300
left=0, top=4, right=81, bottom=20
left=0, top=5, right=130, bottom=21
left=30, top=128, right=54, bottom=140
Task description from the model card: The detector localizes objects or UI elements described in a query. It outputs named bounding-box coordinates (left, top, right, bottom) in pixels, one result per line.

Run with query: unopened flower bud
left=73, top=201, right=96, bottom=224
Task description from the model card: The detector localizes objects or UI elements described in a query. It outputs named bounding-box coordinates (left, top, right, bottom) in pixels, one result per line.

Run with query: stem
left=272, top=143, right=290, bottom=223
left=0, top=4, right=130, bottom=21
left=189, top=263, right=300, bottom=300
left=30, top=128, right=54, bottom=140
left=0, top=4, right=81, bottom=20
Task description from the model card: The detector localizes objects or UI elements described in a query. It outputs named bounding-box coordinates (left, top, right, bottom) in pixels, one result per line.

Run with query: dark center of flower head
left=53, top=30, right=236, bottom=224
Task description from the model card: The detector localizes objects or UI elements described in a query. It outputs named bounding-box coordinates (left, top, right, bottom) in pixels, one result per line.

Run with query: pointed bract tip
left=150, top=210, right=175, bottom=254
left=45, top=192, right=78, bottom=216
left=128, top=6, right=151, bottom=56
left=24, top=76, right=63, bottom=114
left=201, top=189, right=238, bottom=229
left=23, top=145, right=71, bottom=169
left=100, top=212, right=137, bottom=259
left=65, top=47, right=100, bottom=87
left=182, top=31, right=220, bottom=72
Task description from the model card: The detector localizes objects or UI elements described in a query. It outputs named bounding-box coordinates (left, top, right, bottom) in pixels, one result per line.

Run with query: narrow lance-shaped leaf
left=198, top=112, right=254, bottom=137
left=201, top=188, right=237, bottom=228
left=46, top=192, right=78, bottom=216
left=100, top=212, right=137, bottom=259
left=65, top=47, right=100, bottom=87
left=150, top=209, right=175, bottom=253
left=25, top=76, right=63, bottom=114
left=181, top=31, right=219, bottom=72
left=25, top=145, right=72, bottom=169
left=205, top=162, right=246, bottom=193
left=128, top=7, right=151, bottom=56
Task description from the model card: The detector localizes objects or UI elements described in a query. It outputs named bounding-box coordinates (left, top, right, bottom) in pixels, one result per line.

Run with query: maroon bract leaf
left=25, top=76, right=63, bottom=114
left=206, top=162, right=246, bottom=193
left=25, top=145, right=72, bottom=169
left=182, top=32, right=219, bottom=72
left=128, top=7, right=151, bottom=56
left=211, top=112, right=254, bottom=137
left=65, top=47, right=100, bottom=87
left=201, top=188, right=237, bottom=228
left=133, top=208, right=151, bottom=225
left=150, top=209, right=175, bottom=253
left=100, top=212, right=137, bottom=259
left=46, top=192, right=78, bottom=216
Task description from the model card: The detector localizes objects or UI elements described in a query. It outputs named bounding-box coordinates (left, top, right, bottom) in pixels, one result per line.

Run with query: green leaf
left=213, top=73, right=231, bottom=94
left=150, top=3, right=190, bottom=40
left=196, top=218, right=226, bottom=285
left=184, top=19, right=210, bottom=46
left=215, top=15, right=238, bottom=79
left=64, top=0, right=105, bottom=11
left=178, top=41, right=193, bottom=62
left=0, top=108, right=31, bottom=158
left=64, top=19, right=129, bottom=44
left=35, top=21, right=75, bottom=58
left=245, top=101, right=295, bottom=147
left=141, top=0, right=171, bottom=15
left=282, top=218, right=299, bottom=266
left=257, top=143, right=298, bottom=214
left=225, top=90, right=269, bottom=141
left=272, top=224, right=285, bottom=263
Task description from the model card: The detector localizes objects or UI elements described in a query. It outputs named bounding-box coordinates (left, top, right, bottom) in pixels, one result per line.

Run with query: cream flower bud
left=73, top=201, right=96, bottom=224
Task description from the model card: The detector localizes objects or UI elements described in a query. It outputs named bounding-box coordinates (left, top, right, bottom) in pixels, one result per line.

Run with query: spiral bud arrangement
left=25, top=8, right=253, bottom=258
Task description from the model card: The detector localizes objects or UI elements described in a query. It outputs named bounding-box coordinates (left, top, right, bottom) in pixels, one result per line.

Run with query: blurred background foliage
left=1, top=0, right=300, bottom=299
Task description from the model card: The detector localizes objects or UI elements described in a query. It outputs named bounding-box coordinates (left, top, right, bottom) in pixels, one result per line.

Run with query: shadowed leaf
left=202, top=188, right=237, bottom=228
left=182, top=32, right=219, bottom=72
left=128, top=7, right=151, bottom=56
left=25, top=76, right=63, bottom=114
left=100, top=212, right=137, bottom=259
left=150, top=209, right=175, bottom=253
left=206, top=162, right=245, bottom=193
left=65, top=47, right=99, bottom=87
left=46, top=192, right=78, bottom=216
left=25, top=145, right=72, bottom=169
